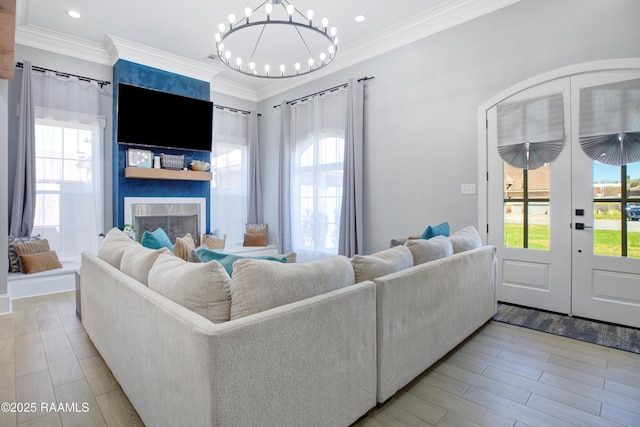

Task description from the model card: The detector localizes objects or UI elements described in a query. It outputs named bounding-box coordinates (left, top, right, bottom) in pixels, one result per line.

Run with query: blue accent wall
left=112, top=60, right=211, bottom=232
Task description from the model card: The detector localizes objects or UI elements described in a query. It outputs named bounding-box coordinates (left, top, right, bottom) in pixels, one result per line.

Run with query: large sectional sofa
left=81, top=226, right=497, bottom=426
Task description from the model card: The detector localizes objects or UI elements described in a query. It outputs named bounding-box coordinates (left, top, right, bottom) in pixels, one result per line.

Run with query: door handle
left=575, top=223, right=593, bottom=230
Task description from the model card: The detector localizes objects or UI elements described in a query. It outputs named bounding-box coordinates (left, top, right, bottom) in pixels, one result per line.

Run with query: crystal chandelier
left=214, top=0, right=339, bottom=79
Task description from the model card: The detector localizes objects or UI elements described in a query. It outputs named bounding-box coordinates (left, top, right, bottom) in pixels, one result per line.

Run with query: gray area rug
left=494, top=303, right=640, bottom=354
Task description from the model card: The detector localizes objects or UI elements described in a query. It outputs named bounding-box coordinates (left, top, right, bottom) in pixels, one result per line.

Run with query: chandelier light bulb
left=328, top=45, right=335, bottom=55
left=280, top=64, right=286, bottom=75
left=319, top=52, right=326, bottom=63
left=265, top=3, right=273, bottom=16
left=264, top=64, right=271, bottom=75
left=228, top=13, right=236, bottom=24
left=287, top=4, right=295, bottom=15
left=244, top=6, right=252, bottom=22
left=224, top=50, right=232, bottom=61
left=334, top=36, right=339, bottom=45
left=218, top=42, right=224, bottom=52
left=218, top=23, right=226, bottom=32
left=330, top=27, right=337, bottom=36
left=308, top=58, right=315, bottom=69
left=306, top=9, right=314, bottom=23
left=321, top=17, right=329, bottom=28
left=236, top=57, right=242, bottom=67
left=295, top=63, right=301, bottom=73
left=249, top=62, right=255, bottom=70
left=214, top=33, right=221, bottom=42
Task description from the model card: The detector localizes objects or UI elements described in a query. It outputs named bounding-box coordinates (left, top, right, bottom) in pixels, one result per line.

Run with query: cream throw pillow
left=120, top=244, right=170, bottom=286
left=98, top=228, right=136, bottom=269
left=351, top=245, right=413, bottom=283
left=230, top=256, right=355, bottom=320
left=405, top=235, right=453, bottom=265
left=173, top=233, right=195, bottom=261
left=149, top=254, right=232, bottom=323
left=449, top=225, right=483, bottom=253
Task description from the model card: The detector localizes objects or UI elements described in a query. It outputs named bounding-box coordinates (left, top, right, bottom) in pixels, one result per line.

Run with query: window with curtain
left=211, top=109, right=248, bottom=245
left=289, top=89, right=347, bottom=261
left=30, top=72, right=104, bottom=262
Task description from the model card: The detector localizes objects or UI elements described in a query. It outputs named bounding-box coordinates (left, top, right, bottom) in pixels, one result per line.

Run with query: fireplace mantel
left=124, top=167, right=212, bottom=181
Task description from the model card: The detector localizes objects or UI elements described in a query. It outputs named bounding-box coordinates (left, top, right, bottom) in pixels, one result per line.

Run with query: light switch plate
left=461, top=184, right=476, bottom=195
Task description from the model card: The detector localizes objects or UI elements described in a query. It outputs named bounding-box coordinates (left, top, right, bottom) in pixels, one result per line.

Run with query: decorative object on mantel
left=127, top=148, right=153, bottom=167
left=190, top=160, right=210, bottom=171
left=214, top=0, right=338, bottom=79
left=160, top=153, right=186, bottom=170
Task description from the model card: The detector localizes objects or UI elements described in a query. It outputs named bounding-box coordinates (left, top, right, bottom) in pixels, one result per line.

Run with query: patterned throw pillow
left=8, top=235, right=42, bottom=273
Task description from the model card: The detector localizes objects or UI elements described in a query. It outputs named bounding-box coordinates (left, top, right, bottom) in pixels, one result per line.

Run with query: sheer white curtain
left=285, top=88, right=348, bottom=262
left=211, top=109, right=248, bottom=245
left=30, top=71, right=105, bottom=261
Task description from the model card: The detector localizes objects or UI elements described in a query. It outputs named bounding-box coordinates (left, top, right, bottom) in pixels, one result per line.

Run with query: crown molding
left=13, top=0, right=519, bottom=102
left=15, top=25, right=112, bottom=65
left=254, top=0, right=521, bottom=101
left=103, top=35, right=226, bottom=84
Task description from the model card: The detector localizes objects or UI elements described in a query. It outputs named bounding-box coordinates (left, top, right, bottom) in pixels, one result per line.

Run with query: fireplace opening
left=124, top=197, right=206, bottom=247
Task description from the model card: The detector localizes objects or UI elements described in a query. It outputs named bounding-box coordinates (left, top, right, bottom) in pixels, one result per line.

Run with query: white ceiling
left=14, top=0, right=520, bottom=101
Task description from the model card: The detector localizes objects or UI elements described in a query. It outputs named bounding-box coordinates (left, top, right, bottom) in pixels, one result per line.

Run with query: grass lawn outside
left=504, top=223, right=640, bottom=258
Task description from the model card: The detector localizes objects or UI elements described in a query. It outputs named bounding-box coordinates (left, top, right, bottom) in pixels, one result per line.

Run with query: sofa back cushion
left=450, top=225, right=483, bottom=253
left=405, top=235, right=453, bottom=265
left=148, top=254, right=232, bottom=323
left=230, top=256, right=355, bottom=320
left=98, top=228, right=136, bottom=269
left=120, top=244, right=170, bottom=286
left=351, top=246, right=413, bottom=283
left=173, top=233, right=195, bottom=261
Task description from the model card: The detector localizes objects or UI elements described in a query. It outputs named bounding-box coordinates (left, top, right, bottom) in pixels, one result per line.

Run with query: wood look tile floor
left=1, top=292, right=639, bottom=426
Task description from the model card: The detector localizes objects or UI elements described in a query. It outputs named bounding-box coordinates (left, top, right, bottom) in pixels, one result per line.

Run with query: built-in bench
left=7, top=262, right=80, bottom=300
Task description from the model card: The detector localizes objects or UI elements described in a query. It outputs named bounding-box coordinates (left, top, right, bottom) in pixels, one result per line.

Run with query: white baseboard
left=0, top=294, right=11, bottom=315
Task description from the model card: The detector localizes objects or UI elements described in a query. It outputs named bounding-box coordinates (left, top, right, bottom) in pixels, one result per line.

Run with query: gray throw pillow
left=449, top=225, right=483, bottom=253
left=352, top=246, right=413, bottom=283
left=405, top=235, right=453, bottom=265
left=8, top=235, right=41, bottom=273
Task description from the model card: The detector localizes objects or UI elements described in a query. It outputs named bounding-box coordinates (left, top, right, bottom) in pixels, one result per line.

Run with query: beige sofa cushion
left=148, top=254, right=232, bottom=323
left=230, top=256, right=355, bottom=320
left=120, top=244, right=170, bottom=286
left=351, top=246, right=413, bottom=283
left=98, top=228, right=136, bottom=269
left=405, top=235, right=453, bottom=265
left=450, top=225, right=483, bottom=253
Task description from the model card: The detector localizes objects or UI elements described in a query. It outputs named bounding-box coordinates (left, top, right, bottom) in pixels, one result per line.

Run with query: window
left=503, top=163, right=551, bottom=249
left=211, top=110, right=248, bottom=245
left=33, top=119, right=102, bottom=261
left=593, top=162, right=640, bottom=257
left=295, top=136, right=344, bottom=254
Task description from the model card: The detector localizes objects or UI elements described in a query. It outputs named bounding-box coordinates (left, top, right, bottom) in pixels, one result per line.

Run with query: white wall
left=257, top=0, right=640, bottom=254
left=1, top=78, right=9, bottom=312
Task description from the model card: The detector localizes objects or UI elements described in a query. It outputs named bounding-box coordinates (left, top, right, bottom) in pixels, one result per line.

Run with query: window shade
left=579, top=78, right=640, bottom=166
left=497, top=93, right=564, bottom=170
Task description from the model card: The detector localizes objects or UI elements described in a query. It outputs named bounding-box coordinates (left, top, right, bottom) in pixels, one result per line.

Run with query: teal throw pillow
left=194, top=247, right=287, bottom=276
left=141, top=228, right=174, bottom=251
left=421, top=222, right=450, bottom=240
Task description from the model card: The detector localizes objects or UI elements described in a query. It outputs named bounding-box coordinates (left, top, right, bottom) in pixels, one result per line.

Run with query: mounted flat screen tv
left=117, top=83, right=213, bottom=152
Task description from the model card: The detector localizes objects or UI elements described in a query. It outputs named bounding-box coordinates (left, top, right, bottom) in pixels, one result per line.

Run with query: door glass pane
left=504, top=202, right=523, bottom=248
left=594, top=201, right=622, bottom=256
left=529, top=202, right=550, bottom=249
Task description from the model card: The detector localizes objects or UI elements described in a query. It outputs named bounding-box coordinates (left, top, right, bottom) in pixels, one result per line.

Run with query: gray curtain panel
left=9, top=60, right=36, bottom=237
left=278, top=102, right=293, bottom=253
left=247, top=112, right=263, bottom=224
left=339, top=79, right=364, bottom=257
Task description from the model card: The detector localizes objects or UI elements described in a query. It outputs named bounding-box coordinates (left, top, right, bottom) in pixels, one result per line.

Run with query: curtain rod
left=272, top=76, right=374, bottom=109
left=15, top=62, right=111, bottom=88
left=215, top=104, right=261, bottom=117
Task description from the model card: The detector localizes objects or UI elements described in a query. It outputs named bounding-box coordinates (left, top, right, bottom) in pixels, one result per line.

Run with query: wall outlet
left=461, top=184, right=476, bottom=195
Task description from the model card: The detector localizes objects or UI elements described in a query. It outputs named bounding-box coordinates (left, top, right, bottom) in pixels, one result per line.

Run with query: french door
left=486, top=66, right=640, bottom=328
